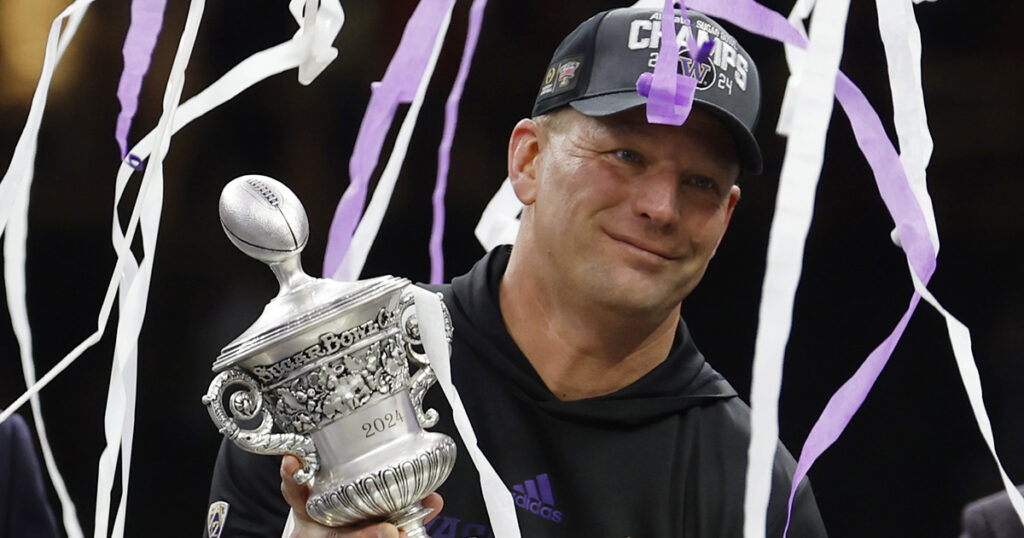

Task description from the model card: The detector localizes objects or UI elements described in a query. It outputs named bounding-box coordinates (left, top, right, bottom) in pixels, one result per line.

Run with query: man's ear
left=711, top=185, right=741, bottom=257
left=507, top=118, right=543, bottom=206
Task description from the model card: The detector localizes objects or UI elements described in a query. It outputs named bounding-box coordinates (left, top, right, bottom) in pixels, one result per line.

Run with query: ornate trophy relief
left=203, top=175, right=455, bottom=536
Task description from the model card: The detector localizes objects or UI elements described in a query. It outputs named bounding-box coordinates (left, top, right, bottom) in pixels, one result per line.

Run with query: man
left=960, top=486, right=1024, bottom=538
left=206, top=7, right=827, bottom=537
left=0, top=414, right=60, bottom=538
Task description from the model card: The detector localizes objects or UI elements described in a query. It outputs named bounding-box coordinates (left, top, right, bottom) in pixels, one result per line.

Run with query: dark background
left=1, top=1, right=1022, bottom=536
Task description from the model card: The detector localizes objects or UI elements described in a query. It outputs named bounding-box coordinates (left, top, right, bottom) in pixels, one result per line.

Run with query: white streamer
left=290, top=0, right=345, bottom=85
left=410, top=286, right=521, bottom=537
left=2, top=3, right=342, bottom=537
left=775, top=0, right=815, bottom=136
left=0, top=1, right=93, bottom=234
left=875, top=0, right=938, bottom=253
left=743, top=0, right=852, bottom=536
left=335, top=4, right=455, bottom=281
left=474, top=177, right=521, bottom=251
left=0, top=2, right=98, bottom=537
left=0, top=42, right=311, bottom=425
left=280, top=513, right=296, bottom=538
left=4, top=159, right=85, bottom=538
left=879, top=0, right=1021, bottom=519
left=905, top=264, right=1024, bottom=525
left=95, top=1, right=207, bottom=536
left=1, top=7, right=341, bottom=414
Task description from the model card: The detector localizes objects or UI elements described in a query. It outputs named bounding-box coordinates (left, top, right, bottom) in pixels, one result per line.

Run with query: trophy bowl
left=202, top=175, right=456, bottom=536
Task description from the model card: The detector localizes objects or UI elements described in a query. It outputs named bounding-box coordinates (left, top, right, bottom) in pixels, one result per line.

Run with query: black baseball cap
left=532, top=7, right=763, bottom=174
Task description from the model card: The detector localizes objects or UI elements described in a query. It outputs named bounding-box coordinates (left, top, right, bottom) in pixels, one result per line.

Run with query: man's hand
left=280, top=455, right=444, bottom=538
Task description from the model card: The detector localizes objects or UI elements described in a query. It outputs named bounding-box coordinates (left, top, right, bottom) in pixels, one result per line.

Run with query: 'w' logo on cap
left=678, top=56, right=715, bottom=89
left=510, top=473, right=563, bottom=523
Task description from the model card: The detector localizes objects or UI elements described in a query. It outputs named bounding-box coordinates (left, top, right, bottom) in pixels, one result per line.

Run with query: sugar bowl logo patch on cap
left=556, top=59, right=581, bottom=88
left=538, top=57, right=583, bottom=98
left=207, top=501, right=229, bottom=538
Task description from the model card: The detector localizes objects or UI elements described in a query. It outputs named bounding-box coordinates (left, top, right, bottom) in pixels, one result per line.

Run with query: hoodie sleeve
left=205, top=438, right=289, bottom=538
left=766, top=450, right=828, bottom=538
left=0, top=415, right=59, bottom=538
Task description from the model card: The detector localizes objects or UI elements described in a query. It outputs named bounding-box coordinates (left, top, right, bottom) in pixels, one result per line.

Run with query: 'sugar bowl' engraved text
left=253, top=307, right=397, bottom=383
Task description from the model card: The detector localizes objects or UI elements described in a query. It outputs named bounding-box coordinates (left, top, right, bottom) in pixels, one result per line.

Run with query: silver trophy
left=202, top=175, right=456, bottom=536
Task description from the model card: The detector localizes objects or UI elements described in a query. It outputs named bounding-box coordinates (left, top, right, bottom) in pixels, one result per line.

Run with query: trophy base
left=305, top=433, right=456, bottom=527
left=389, top=504, right=435, bottom=538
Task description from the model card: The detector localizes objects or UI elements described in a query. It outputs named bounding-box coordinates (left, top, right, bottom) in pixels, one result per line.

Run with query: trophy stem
left=389, top=504, right=435, bottom=538
left=268, top=256, right=315, bottom=296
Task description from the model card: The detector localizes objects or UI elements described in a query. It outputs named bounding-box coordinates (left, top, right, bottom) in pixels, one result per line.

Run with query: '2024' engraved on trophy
left=362, top=408, right=404, bottom=438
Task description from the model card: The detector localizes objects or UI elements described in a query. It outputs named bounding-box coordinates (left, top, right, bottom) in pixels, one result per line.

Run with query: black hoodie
left=206, top=247, right=826, bottom=537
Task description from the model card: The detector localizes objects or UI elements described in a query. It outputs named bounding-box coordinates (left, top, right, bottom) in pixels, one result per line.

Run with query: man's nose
left=632, top=168, right=680, bottom=227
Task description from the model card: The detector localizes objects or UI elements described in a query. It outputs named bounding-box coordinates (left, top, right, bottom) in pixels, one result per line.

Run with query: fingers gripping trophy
left=202, top=175, right=456, bottom=536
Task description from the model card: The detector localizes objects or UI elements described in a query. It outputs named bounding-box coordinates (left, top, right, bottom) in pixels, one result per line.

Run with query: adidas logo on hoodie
left=510, top=473, right=562, bottom=523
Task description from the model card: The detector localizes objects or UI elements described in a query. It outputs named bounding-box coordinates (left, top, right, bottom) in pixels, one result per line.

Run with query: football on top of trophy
left=219, top=174, right=309, bottom=264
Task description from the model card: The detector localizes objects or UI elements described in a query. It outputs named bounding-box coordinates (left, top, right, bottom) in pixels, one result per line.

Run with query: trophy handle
left=400, top=291, right=452, bottom=429
left=202, top=369, right=319, bottom=484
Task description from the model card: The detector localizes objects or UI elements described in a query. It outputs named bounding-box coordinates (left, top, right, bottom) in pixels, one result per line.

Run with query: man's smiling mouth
left=604, top=231, right=680, bottom=261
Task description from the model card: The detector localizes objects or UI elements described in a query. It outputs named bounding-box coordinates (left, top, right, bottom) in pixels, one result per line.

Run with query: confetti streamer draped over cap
left=323, top=0, right=455, bottom=279
left=637, top=0, right=713, bottom=126
left=115, top=0, right=168, bottom=161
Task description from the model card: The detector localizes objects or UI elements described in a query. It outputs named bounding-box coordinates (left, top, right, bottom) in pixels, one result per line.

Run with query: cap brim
left=569, top=93, right=763, bottom=175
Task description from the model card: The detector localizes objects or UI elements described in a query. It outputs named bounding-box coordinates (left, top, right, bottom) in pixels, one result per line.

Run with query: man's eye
left=689, top=176, right=716, bottom=190
left=615, top=149, right=641, bottom=164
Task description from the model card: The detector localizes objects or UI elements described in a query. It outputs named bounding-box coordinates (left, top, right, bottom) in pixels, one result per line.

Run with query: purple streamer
left=782, top=292, right=920, bottom=534
left=640, top=0, right=712, bottom=126
left=430, top=0, right=488, bottom=284
left=779, top=69, right=938, bottom=536
left=322, top=0, right=455, bottom=279
left=684, top=0, right=938, bottom=534
left=115, top=0, right=168, bottom=160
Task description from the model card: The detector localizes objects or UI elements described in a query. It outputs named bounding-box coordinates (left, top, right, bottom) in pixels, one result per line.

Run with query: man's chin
left=590, top=279, right=688, bottom=315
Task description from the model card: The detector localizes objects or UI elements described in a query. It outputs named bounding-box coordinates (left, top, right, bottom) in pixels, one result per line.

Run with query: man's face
left=508, top=106, right=741, bottom=316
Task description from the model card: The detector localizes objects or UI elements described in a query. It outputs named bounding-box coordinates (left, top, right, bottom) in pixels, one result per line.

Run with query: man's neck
left=498, top=248, right=680, bottom=402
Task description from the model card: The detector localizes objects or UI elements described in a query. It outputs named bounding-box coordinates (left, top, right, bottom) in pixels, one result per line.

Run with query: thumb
left=280, top=454, right=315, bottom=521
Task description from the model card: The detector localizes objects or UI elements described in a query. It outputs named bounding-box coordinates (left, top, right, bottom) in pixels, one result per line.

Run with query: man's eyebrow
left=601, top=120, right=660, bottom=140
left=600, top=119, right=739, bottom=174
